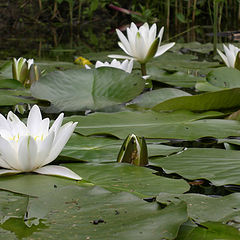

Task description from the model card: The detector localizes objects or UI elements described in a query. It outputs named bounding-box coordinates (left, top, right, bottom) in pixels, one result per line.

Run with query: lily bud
left=117, top=134, right=148, bottom=166
left=12, top=57, right=40, bottom=87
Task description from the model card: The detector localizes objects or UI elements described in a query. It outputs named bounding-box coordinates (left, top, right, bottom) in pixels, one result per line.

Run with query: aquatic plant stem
left=141, top=63, right=146, bottom=76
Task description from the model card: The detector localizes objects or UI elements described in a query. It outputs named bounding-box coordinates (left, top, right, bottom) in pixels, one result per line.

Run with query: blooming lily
left=108, top=22, right=175, bottom=64
left=12, top=57, right=40, bottom=86
left=85, top=59, right=133, bottom=73
left=217, top=44, right=240, bottom=68
left=0, top=105, right=81, bottom=180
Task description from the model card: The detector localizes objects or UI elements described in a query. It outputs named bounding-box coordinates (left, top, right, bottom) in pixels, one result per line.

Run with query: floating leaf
left=64, top=163, right=190, bottom=197
left=151, top=148, right=240, bottom=185
left=31, top=68, right=144, bottom=112
left=152, top=88, right=240, bottom=112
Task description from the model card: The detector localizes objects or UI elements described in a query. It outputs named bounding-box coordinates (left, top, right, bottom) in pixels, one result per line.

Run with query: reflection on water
left=0, top=22, right=237, bottom=62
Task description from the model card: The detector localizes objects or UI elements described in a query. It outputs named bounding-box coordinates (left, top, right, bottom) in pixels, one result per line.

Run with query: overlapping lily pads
left=151, top=148, right=240, bottom=185
left=59, top=134, right=183, bottom=163
left=31, top=68, right=144, bottom=112
left=65, top=110, right=240, bottom=140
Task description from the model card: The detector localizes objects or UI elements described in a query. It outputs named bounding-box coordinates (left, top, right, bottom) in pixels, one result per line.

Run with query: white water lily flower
left=217, top=44, right=240, bottom=68
left=108, top=22, right=175, bottom=64
left=0, top=105, right=81, bottom=180
left=85, top=59, right=133, bottom=73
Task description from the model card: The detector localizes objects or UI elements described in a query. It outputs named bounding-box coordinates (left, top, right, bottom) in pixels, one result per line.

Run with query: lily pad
left=157, top=192, right=240, bottom=223
left=25, top=186, right=188, bottom=240
left=65, top=110, right=238, bottom=140
left=59, top=134, right=183, bottom=163
left=151, top=148, right=240, bottom=185
left=177, top=222, right=240, bottom=240
left=206, top=67, right=240, bottom=88
left=64, top=163, right=190, bottom=197
left=128, top=88, right=191, bottom=109
left=152, top=88, right=240, bottom=112
left=31, top=68, right=144, bottom=112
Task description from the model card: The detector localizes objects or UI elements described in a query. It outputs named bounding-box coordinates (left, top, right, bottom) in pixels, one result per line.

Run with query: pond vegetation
left=2, top=0, right=240, bottom=239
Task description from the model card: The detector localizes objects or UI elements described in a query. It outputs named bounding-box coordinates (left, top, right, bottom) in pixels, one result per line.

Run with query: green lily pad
left=152, top=88, right=240, bottom=112
left=157, top=192, right=240, bottom=223
left=25, top=186, right=188, bottom=240
left=64, top=163, right=190, bottom=197
left=31, top=68, right=144, bottom=112
left=151, top=148, right=240, bottom=185
left=0, top=89, right=36, bottom=106
left=177, top=222, right=240, bottom=240
left=128, top=88, right=191, bottom=109
left=207, top=67, right=240, bottom=88
left=147, top=67, right=202, bottom=88
left=59, top=134, right=183, bottom=163
left=66, top=110, right=237, bottom=140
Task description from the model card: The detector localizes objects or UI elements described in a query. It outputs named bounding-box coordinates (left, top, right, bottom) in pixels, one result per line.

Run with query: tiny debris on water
left=90, top=219, right=106, bottom=225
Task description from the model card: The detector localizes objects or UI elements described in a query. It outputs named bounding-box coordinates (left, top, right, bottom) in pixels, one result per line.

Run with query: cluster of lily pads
left=1, top=22, right=240, bottom=239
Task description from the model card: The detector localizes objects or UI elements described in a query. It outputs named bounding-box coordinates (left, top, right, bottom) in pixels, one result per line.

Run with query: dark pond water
left=1, top=21, right=234, bottom=62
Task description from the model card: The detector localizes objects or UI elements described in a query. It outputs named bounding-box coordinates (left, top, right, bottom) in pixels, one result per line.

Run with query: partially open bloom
left=217, top=44, right=240, bottom=68
left=0, top=105, right=81, bottom=180
left=85, top=59, right=133, bottom=73
left=108, top=22, right=175, bottom=64
left=12, top=57, right=40, bottom=86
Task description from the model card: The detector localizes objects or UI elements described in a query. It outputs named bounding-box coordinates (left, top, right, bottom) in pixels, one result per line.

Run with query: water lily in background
left=85, top=59, right=133, bottom=73
left=12, top=57, right=40, bottom=87
left=108, top=22, right=175, bottom=76
left=0, top=105, right=81, bottom=180
left=217, top=44, right=240, bottom=69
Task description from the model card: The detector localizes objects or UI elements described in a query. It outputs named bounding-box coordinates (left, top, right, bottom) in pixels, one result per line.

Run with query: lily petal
left=0, top=136, right=19, bottom=170
left=49, top=113, right=64, bottom=135
left=34, top=165, right=82, bottom=180
left=35, top=131, right=55, bottom=168
left=108, top=54, right=135, bottom=60
left=18, top=136, right=37, bottom=171
left=27, top=105, right=42, bottom=136
left=217, top=49, right=230, bottom=67
left=42, top=122, right=77, bottom=166
left=116, top=29, right=131, bottom=54
left=155, top=42, right=175, bottom=57
left=0, top=169, right=21, bottom=176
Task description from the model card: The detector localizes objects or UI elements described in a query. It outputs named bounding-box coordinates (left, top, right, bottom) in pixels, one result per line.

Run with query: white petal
left=95, top=61, right=106, bottom=68
left=127, top=27, right=137, bottom=56
left=18, top=136, right=37, bottom=171
left=0, top=157, right=12, bottom=169
left=155, top=42, right=175, bottom=57
left=34, top=165, right=82, bottom=180
left=118, top=42, right=131, bottom=56
left=27, top=105, right=42, bottom=136
left=116, top=29, right=131, bottom=54
left=108, top=54, right=135, bottom=60
left=42, top=122, right=77, bottom=166
left=7, top=111, right=28, bottom=136
left=0, top=114, right=10, bottom=131
left=135, top=32, right=148, bottom=61
left=0, top=169, right=21, bottom=176
left=49, top=113, right=64, bottom=135
left=217, top=49, right=230, bottom=67
left=149, top=23, right=157, bottom=45
left=0, top=136, right=19, bottom=170
left=157, top=26, right=164, bottom=43
left=41, top=118, right=50, bottom=137
left=224, top=44, right=236, bottom=68
left=85, top=64, right=91, bottom=69
left=35, top=131, right=55, bottom=168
